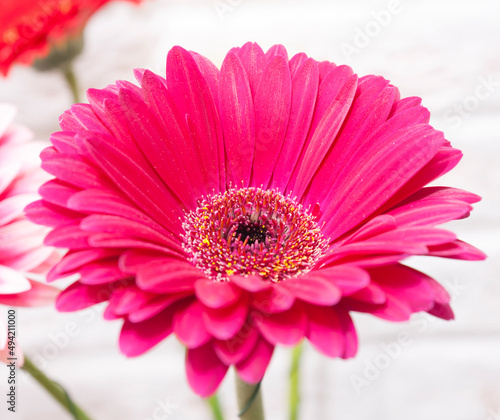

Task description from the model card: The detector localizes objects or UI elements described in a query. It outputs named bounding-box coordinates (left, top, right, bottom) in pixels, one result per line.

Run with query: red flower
left=0, top=0, right=143, bottom=75
left=27, top=43, right=485, bottom=396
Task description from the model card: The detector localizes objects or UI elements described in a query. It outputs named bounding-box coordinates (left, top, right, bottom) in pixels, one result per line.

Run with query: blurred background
left=1, top=0, right=499, bottom=419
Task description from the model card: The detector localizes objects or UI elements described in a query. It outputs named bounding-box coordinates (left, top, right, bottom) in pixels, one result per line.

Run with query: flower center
left=182, top=187, right=328, bottom=282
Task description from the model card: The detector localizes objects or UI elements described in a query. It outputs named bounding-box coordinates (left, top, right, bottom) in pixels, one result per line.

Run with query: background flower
left=27, top=43, right=484, bottom=397
left=0, top=103, right=60, bottom=365
left=0, top=0, right=144, bottom=75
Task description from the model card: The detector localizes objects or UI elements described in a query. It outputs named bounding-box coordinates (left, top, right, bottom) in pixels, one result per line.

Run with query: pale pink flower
left=0, top=104, right=60, bottom=365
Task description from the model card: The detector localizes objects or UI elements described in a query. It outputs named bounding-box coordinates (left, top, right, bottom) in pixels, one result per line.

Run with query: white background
left=1, top=0, right=499, bottom=419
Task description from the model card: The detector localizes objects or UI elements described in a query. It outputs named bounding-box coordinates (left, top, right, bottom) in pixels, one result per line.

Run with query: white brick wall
left=1, top=0, right=498, bottom=418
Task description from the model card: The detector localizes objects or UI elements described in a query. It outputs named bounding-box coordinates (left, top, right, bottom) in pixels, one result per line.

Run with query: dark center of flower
left=182, top=188, right=327, bottom=282
left=234, top=219, right=267, bottom=245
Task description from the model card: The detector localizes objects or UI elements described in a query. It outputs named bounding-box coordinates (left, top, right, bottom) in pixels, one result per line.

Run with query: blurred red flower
left=0, top=0, right=143, bottom=75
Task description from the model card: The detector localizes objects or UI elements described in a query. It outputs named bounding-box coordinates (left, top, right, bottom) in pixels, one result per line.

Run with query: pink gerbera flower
left=26, top=43, right=485, bottom=396
left=0, top=104, right=60, bottom=365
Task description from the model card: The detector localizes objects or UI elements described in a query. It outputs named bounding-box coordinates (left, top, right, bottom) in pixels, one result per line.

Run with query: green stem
left=235, top=374, right=264, bottom=420
left=207, top=393, right=225, bottom=420
left=289, top=343, right=303, bottom=420
left=61, top=63, right=80, bottom=104
left=21, top=356, right=92, bottom=420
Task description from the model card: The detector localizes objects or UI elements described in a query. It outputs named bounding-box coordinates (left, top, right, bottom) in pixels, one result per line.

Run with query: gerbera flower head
left=0, top=0, right=143, bottom=75
left=0, top=104, right=60, bottom=365
left=26, top=43, right=485, bottom=396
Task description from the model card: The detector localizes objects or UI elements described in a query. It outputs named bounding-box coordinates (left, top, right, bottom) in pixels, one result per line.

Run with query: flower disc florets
left=182, top=187, right=328, bottom=282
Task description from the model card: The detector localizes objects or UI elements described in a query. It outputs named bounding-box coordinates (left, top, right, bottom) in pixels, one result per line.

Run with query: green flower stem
left=32, top=34, right=83, bottom=104
left=21, top=356, right=92, bottom=420
left=61, top=63, right=81, bottom=104
left=207, top=393, right=225, bottom=420
left=235, top=374, right=264, bottom=420
left=289, top=343, right=303, bottom=420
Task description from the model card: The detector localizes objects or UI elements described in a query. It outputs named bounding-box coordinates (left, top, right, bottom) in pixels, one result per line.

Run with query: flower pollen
left=182, top=188, right=328, bottom=282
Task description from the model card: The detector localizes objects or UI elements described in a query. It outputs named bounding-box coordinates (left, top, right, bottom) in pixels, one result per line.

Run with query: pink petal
left=234, top=42, right=266, bottom=97
left=252, top=55, right=291, bottom=188
left=339, top=309, right=358, bottom=358
left=136, top=259, right=203, bottom=293
left=128, top=293, right=191, bottom=323
left=88, top=234, right=178, bottom=254
left=346, top=295, right=413, bottom=321
left=219, top=52, right=255, bottom=187
left=0, top=279, right=59, bottom=307
left=48, top=249, right=119, bottom=282
left=82, top=132, right=183, bottom=236
left=79, top=259, right=127, bottom=285
left=118, top=249, right=179, bottom=274
left=80, top=214, right=179, bottom=250
left=118, top=86, right=196, bottom=209
left=310, top=265, right=370, bottom=296
left=278, top=275, right=341, bottom=305
left=67, top=189, right=171, bottom=236
left=288, top=52, right=308, bottom=76
left=235, top=336, right=274, bottom=384
left=322, top=125, right=445, bottom=239
left=59, top=103, right=108, bottom=133
left=2, top=245, right=55, bottom=273
left=265, top=44, right=288, bottom=61
left=107, top=284, right=155, bottom=315
left=202, top=299, right=249, bottom=340
left=174, top=300, right=212, bottom=348
left=306, top=305, right=346, bottom=358
left=388, top=187, right=477, bottom=227
left=428, top=240, right=486, bottom=260
left=382, top=146, right=463, bottom=210
left=56, top=281, right=112, bottom=312
left=251, top=285, right=295, bottom=313
left=41, top=153, right=108, bottom=190
left=231, top=274, right=272, bottom=292
left=140, top=70, right=206, bottom=200
left=166, top=46, right=224, bottom=192
left=195, top=279, right=242, bottom=308
left=213, top=324, right=260, bottom=365
left=349, top=283, right=387, bottom=305
left=191, top=51, right=221, bottom=110
left=119, top=307, right=176, bottom=357
left=255, top=303, right=307, bottom=346
left=428, top=303, right=454, bottom=320
left=24, top=200, right=83, bottom=227
left=272, top=58, right=319, bottom=189
left=290, top=73, right=358, bottom=198
left=38, top=179, right=80, bottom=207
left=368, top=264, right=438, bottom=313
left=342, top=214, right=397, bottom=244
left=186, top=342, right=229, bottom=397
left=305, top=82, right=397, bottom=208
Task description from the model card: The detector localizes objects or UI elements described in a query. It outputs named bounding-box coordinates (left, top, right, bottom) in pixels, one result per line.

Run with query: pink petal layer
left=186, top=342, right=229, bottom=397
left=120, top=307, right=176, bottom=357
left=236, top=336, right=274, bottom=384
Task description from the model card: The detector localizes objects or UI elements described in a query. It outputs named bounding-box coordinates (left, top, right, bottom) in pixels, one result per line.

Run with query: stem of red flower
left=289, top=343, right=303, bottom=420
left=61, top=63, right=81, bottom=104
left=235, top=374, right=264, bottom=420
left=21, top=356, right=92, bottom=420
left=207, top=393, right=225, bottom=420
